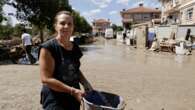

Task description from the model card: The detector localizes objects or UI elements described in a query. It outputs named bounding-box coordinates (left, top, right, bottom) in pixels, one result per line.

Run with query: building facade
left=92, top=19, right=111, bottom=36
left=180, top=0, right=195, bottom=24
left=120, top=4, right=161, bottom=29
left=160, top=0, right=195, bottom=25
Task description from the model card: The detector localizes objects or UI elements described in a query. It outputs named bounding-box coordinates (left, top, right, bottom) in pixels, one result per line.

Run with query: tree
left=111, top=24, right=123, bottom=31
left=8, top=0, right=72, bottom=42
left=116, top=26, right=123, bottom=31
left=111, top=24, right=117, bottom=32
left=0, top=25, right=13, bottom=40
left=72, top=11, right=92, bottom=34
left=0, top=0, right=5, bottom=23
left=12, top=24, right=23, bottom=37
left=7, top=0, right=92, bottom=42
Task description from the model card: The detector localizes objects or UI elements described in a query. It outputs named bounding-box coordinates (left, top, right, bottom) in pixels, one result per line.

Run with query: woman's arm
left=79, top=70, right=93, bottom=91
left=39, top=48, right=84, bottom=101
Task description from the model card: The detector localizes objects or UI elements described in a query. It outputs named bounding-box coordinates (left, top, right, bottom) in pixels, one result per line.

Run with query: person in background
left=185, top=29, right=193, bottom=54
left=147, top=31, right=155, bottom=49
left=123, top=31, right=127, bottom=43
left=149, top=35, right=159, bottom=51
left=39, top=11, right=93, bottom=110
left=185, top=29, right=192, bottom=41
left=21, top=29, right=36, bottom=64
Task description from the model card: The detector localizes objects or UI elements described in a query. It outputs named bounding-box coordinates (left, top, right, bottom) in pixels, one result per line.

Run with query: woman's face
left=55, top=14, right=74, bottom=39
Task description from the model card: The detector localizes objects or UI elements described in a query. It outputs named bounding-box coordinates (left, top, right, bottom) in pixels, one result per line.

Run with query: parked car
left=105, top=28, right=113, bottom=39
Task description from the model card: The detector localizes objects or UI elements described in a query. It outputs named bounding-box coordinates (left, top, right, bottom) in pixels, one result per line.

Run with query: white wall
left=177, top=25, right=195, bottom=40
left=156, top=26, right=173, bottom=39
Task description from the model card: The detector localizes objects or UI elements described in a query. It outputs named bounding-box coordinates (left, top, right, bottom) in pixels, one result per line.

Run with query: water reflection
left=174, top=55, right=185, bottom=63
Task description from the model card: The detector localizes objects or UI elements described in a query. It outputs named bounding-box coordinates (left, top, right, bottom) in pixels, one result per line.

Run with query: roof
left=121, top=6, right=161, bottom=14
left=93, top=19, right=110, bottom=23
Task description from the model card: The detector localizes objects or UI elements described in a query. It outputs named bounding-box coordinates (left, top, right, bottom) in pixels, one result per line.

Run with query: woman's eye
left=59, top=22, right=72, bottom=26
left=68, top=22, right=72, bottom=26
left=60, top=22, right=65, bottom=25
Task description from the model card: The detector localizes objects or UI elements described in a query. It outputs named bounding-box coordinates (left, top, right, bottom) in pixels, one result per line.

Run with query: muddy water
left=0, top=37, right=194, bottom=110
left=80, top=38, right=195, bottom=110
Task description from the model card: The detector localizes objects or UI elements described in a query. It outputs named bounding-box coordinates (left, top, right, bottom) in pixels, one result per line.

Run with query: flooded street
left=80, top=37, right=195, bottom=110
left=0, top=37, right=195, bottom=110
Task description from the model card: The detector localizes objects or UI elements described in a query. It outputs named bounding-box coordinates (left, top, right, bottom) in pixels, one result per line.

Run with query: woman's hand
left=72, top=88, right=85, bottom=102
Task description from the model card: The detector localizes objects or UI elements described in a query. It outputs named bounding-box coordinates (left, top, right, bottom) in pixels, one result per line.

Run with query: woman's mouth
left=62, top=30, right=69, bottom=33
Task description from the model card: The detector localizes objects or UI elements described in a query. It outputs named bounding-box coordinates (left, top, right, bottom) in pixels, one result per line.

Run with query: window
left=128, top=14, right=132, bottom=19
left=154, top=14, right=159, bottom=18
left=143, top=14, right=150, bottom=20
left=186, top=8, right=193, bottom=20
left=134, top=14, right=142, bottom=20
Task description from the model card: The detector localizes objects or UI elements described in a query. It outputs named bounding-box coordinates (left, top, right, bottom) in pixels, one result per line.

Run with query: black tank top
left=39, top=38, right=83, bottom=104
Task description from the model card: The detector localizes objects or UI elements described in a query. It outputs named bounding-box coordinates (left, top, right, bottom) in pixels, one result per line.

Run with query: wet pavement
left=0, top=37, right=195, bottom=110
left=80, top=37, right=195, bottom=110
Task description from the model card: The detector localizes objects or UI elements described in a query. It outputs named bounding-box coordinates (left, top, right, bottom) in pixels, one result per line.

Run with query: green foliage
left=8, top=0, right=71, bottom=42
left=0, top=15, right=3, bottom=23
left=0, top=24, right=32, bottom=39
left=12, top=24, right=24, bottom=37
left=111, top=24, right=117, bottom=31
left=72, top=11, right=92, bottom=34
left=31, top=25, right=40, bottom=36
left=111, top=24, right=123, bottom=31
left=8, top=0, right=71, bottom=29
left=116, top=26, right=124, bottom=31
left=7, top=0, right=92, bottom=42
left=0, top=0, right=5, bottom=23
left=0, top=25, right=14, bottom=40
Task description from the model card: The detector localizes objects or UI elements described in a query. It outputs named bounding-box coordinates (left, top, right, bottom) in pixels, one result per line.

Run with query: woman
left=39, top=11, right=93, bottom=110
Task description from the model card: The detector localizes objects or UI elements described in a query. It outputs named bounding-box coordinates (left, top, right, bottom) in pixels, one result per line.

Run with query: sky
left=69, top=0, right=161, bottom=25
left=3, top=0, right=161, bottom=26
